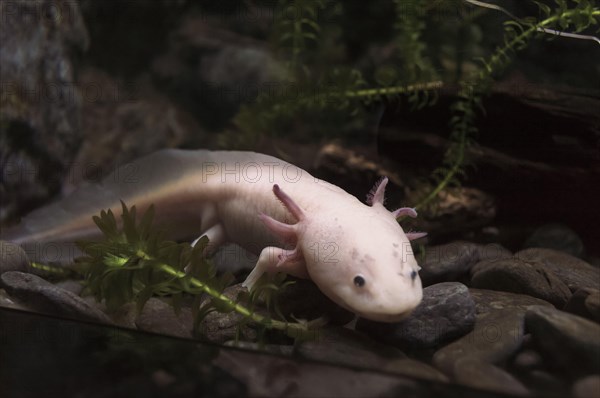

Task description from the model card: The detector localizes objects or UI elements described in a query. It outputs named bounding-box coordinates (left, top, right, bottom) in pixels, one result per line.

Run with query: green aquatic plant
left=75, top=202, right=323, bottom=341
left=394, top=0, right=432, bottom=83
left=416, top=0, right=599, bottom=211
left=221, top=0, right=598, bottom=214
left=271, top=0, right=332, bottom=71
left=218, top=1, right=442, bottom=148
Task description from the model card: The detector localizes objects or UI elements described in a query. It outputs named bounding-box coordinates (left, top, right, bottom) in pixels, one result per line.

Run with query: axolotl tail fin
left=0, top=149, right=216, bottom=263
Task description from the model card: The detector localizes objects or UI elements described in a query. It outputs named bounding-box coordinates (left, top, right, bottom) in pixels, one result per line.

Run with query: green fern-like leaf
left=273, top=0, right=330, bottom=69
left=76, top=202, right=322, bottom=342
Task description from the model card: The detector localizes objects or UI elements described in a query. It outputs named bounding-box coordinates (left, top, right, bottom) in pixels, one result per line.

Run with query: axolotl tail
left=0, top=149, right=229, bottom=263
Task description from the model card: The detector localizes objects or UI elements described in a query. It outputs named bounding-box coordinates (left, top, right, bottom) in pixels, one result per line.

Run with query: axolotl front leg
left=241, top=180, right=427, bottom=290
left=242, top=184, right=310, bottom=289
left=188, top=190, right=308, bottom=285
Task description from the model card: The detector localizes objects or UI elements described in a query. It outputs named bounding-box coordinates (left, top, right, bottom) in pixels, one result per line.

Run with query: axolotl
left=2, top=149, right=426, bottom=322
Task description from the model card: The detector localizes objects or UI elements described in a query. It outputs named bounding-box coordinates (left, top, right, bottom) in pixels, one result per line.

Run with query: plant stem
left=344, top=81, right=443, bottom=98
left=416, top=133, right=466, bottom=211
left=134, top=249, right=312, bottom=335
left=31, top=261, right=73, bottom=276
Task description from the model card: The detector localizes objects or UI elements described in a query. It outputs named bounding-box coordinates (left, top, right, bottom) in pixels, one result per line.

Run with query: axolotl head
left=263, top=178, right=425, bottom=323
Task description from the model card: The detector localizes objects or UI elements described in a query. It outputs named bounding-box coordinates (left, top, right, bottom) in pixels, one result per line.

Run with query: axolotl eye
left=410, top=270, right=418, bottom=281
left=353, top=275, right=366, bottom=287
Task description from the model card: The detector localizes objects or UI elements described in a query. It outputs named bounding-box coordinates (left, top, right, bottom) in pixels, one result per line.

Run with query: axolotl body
left=3, top=149, right=425, bottom=322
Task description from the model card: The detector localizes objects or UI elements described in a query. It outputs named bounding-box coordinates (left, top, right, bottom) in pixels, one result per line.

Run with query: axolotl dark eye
left=410, top=270, right=418, bottom=281
left=354, top=275, right=366, bottom=287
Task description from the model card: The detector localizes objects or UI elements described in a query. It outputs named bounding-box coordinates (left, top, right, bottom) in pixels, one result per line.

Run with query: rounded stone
left=433, top=309, right=526, bottom=376
left=564, top=288, right=600, bottom=322
left=384, top=358, right=449, bottom=383
left=197, top=284, right=257, bottom=343
left=471, top=258, right=572, bottom=307
left=469, top=288, right=553, bottom=316
left=515, top=248, right=600, bottom=292
left=0, top=241, right=31, bottom=274
left=512, top=349, right=544, bottom=371
left=54, top=279, right=84, bottom=296
left=453, top=358, right=530, bottom=396
left=572, top=375, right=600, bottom=398
left=0, top=271, right=112, bottom=324
left=523, top=223, right=584, bottom=258
left=524, top=369, right=568, bottom=396
left=357, top=282, right=476, bottom=351
left=419, top=241, right=512, bottom=285
left=0, top=288, right=28, bottom=311
left=135, top=297, right=193, bottom=339
left=584, top=291, right=600, bottom=322
left=296, top=326, right=405, bottom=370
left=0, top=0, right=88, bottom=219
left=525, top=305, right=600, bottom=377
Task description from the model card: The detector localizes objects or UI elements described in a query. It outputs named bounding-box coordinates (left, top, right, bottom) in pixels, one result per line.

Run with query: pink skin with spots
left=243, top=177, right=425, bottom=322
left=3, top=150, right=426, bottom=322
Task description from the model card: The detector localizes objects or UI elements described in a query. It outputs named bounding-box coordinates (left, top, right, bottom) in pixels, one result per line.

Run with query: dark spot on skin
left=351, top=248, right=359, bottom=260
left=410, top=270, right=417, bottom=281
left=354, top=275, right=365, bottom=287
left=393, top=243, right=399, bottom=248
left=393, top=251, right=398, bottom=258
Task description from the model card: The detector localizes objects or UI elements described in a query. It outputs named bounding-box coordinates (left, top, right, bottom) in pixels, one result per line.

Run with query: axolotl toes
left=2, top=149, right=426, bottom=322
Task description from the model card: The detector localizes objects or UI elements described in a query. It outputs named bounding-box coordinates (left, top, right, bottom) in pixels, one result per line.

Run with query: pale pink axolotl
left=2, top=149, right=425, bottom=322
